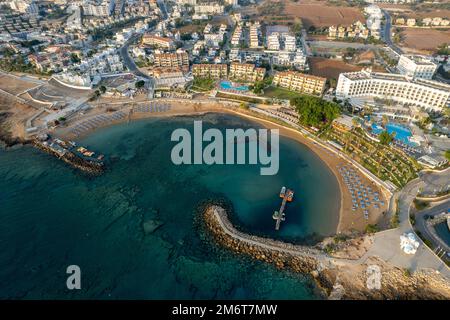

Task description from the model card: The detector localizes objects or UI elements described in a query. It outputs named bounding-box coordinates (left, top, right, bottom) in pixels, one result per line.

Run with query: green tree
left=379, top=130, right=394, bottom=145
left=70, top=53, right=81, bottom=63
left=290, top=96, right=341, bottom=127
left=445, top=150, right=450, bottom=161
left=135, top=80, right=145, bottom=89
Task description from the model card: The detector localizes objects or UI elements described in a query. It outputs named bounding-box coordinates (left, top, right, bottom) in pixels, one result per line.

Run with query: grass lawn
left=262, top=86, right=304, bottom=100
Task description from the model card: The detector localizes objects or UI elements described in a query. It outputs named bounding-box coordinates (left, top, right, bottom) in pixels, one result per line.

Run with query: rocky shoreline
left=203, top=204, right=450, bottom=299
left=32, top=140, right=104, bottom=175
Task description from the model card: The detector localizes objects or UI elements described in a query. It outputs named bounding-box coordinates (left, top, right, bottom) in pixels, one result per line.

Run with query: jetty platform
left=273, top=187, right=294, bottom=231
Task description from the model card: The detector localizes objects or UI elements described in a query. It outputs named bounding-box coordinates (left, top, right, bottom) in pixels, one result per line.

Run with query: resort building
left=142, top=34, right=174, bottom=49
left=192, top=64, right=228, bottom=79
left=336, top=70, right=450, bottom=111
left=273, top=71, right=326, bottom=95
left=229, top=63, right=265, bottom=82
left=397, top=55, right=438, bottom=80
left=153, top=52, right=189, bottom=72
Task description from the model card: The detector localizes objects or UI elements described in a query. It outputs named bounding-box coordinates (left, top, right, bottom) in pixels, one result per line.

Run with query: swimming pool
left=219, top=81, right=249, bottom=91
left=372, top=122, right=416, bottom=146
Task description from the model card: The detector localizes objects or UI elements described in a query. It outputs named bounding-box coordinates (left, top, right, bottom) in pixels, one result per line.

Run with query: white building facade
left=397, top=55, right=438, bottom=80
left=336, top=70, right=450, bottom=111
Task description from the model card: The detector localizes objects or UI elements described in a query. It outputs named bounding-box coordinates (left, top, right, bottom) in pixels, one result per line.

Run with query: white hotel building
left=396, top=55, right=438, bottom=80
left=336, top=70, right=450, bottom=111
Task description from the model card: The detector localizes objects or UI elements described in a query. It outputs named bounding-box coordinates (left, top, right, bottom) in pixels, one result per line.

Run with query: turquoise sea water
left=0, top=113, right=339, bottom=299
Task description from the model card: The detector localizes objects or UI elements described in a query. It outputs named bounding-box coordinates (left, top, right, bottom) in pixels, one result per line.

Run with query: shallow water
left=0, top=113, right=339, bottom=299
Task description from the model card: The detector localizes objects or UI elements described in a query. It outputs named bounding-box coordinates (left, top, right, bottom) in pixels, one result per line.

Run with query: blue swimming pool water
left=371, top=123, right=415, bottom=146
left=219, top=81, right=249, bottom=91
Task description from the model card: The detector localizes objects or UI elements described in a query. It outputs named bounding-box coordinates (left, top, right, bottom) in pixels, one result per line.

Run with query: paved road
left=157, top=0, right=169, bottom=20
left=363, top=175, right=450, bottom=280
left=381, top=9, right=403, bottom=55
left=118, top=34, right=155, bottom=98
left=418, top=167, right=450, bottom=196
left=119, top=35, right=150, bottom=79
left=415, top=200, right=450, bottom=253
left=307, top=40, right=377, bottom=50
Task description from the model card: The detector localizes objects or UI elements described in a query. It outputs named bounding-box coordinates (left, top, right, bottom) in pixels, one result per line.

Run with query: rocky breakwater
left=203, top=205, right=336, bottom=296
left=204, top=205, right=450, bottom=299
left=32, top=138, right=104, bottom=175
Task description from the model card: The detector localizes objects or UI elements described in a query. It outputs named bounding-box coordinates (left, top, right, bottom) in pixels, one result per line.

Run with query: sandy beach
left=53, top=99, right=389, bottom=234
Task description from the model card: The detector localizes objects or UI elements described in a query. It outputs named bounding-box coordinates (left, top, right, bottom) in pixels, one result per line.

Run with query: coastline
left=53, top=100, right=388, bottom=234
left=204, top=204, right=450, bottom=299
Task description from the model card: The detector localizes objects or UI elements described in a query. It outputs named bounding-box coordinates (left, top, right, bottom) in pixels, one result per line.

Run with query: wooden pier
left=273, top=187, right=294, bottom=231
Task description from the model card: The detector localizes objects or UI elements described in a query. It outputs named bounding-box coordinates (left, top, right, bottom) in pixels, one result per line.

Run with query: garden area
left=262, top=86, right=305, bottom=100
left=191, top=77, right=216, bottom=92
left=323, top=126, right=421, bottom=188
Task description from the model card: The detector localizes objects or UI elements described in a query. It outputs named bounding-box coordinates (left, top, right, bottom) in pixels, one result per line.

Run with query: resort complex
left=273, top=71, right=326, bottom=95
left=0, top=0, right=449, bottom=303
left=336, top=70, right=450, bottom=111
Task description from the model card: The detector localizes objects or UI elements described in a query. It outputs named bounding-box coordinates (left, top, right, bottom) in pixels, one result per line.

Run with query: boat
left=286, top=189, right=294, bottom=202
left=279, top=186, right=286, bottom=198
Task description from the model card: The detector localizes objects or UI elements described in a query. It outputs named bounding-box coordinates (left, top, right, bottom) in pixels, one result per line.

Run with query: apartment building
left=82, top=0, right=115, bottom=17
left=154, top=52, right=189, bottom=72
left=231, top=25, right=242, bottom=46
left=397, top=55, right=438, bottom=80
left=142, top=34, right=174, bottom=49
left=328, top=21, right=371, bottom=40
left=249, top=22, right=261, bottom=48
left=9, top=0, right=39, bottom=14
left=267, top=33, right=280, bottom=50
left=194, top=4, right=224, bottom=15
left=192, top=64, right=228, bottom=79
left=284, top=35, right=296, bottom=52
left=273, top=71, right=326, bottom=95
left=229, top=63, right=265, bottom=82
left=272, top=50, right=307, bottom=70
left=336, top=70, right=450, bottom=111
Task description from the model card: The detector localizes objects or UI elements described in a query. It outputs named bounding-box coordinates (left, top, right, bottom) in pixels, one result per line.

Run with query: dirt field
left=309, top=57, right=362, bottom=79
left=381, top=3, right=450, bottom=20
left=0, top=74, right=41, bottom=96
left=0, top=94, right=35, bottom=143
left=283, top=1, right=365, bottom=28
left=400, top=28, right=450, bottom=53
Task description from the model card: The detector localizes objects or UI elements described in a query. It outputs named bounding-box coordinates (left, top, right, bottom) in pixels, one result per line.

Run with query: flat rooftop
left=402, top=55, right=437, bottom=66
left=342, top=71, right=450, bottom=91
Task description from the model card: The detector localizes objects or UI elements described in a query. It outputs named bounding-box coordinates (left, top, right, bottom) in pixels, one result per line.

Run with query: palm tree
left=344, top=131, right=351, bottom=152
left=382, top=115, right=389, bottom=127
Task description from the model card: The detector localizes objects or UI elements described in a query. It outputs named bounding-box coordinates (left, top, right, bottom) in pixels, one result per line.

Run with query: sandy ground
left=381, top=3, right=450, bottom=19
left=0, top=94, right=36, bottom=142
left=283, top=1, right=365, bottom=28
left=400, top=28, right=450, bottom=53
left=54, top=100, right=388, bottom=234
left=309, top=57, right=362, bottom=80
left=0, top=74, right=41, bottom=95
